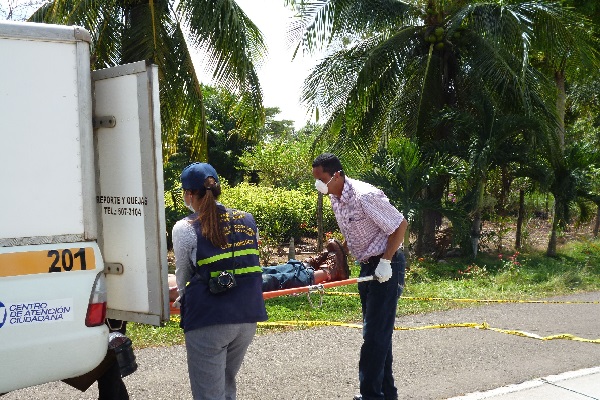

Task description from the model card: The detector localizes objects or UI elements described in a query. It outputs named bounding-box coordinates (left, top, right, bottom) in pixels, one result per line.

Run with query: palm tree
left=444, top=89, right=547, bottom=256
left=361, top=137, right=430, bottom=256
left=361, top=137, right=469, bottom=257
left=287, top=0, right=600, bottom=255
left=522, top=3, right=600, bottom=255
left=545, top=114, right=600, bottom=255
left=286, top=0, right=578, bottom=253
left=29, top=0, right=267, bottom=161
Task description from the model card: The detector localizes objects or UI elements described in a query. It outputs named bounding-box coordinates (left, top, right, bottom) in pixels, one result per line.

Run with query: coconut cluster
left=424, top=26, right=446, bottom=50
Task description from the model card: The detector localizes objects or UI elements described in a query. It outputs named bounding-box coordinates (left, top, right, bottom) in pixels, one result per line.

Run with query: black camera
left=208, top=270, right=237, bottom=294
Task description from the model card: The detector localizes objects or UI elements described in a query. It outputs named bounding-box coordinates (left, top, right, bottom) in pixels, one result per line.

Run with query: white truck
left=0, top=20, right=169, bottom=393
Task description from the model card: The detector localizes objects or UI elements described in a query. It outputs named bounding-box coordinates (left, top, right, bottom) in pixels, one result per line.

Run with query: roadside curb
left=447, top=366, right=600, bottom=399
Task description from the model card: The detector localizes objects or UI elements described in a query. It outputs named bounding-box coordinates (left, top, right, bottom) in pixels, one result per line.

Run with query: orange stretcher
left=169, top=275, right=374, bottom=314
left=262, top=275, right=374, bottom=299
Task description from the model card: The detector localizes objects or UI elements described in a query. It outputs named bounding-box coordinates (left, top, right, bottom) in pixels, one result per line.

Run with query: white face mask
left=314, top=172, right=338, bottom=195
left=183, top=192, right=195, bottom=213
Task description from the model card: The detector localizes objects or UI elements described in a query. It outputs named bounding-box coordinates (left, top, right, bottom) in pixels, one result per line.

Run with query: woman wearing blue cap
left=172, top=162, right=267, bottom=400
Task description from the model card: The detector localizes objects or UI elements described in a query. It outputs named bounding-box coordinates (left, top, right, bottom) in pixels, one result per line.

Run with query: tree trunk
left=471, top=211, right=482, bottom=258
left=421, top=209, right=438, bottom=254
left=515, top=189, right=525, bottom=250
left=555, top=69, right=566, bottom=151
left=403, top=225, right=411, bottom=269
left=594, top=205, right=599, bottom=238
left=546, top=68, right=567, bottom=258
left=417, top=183, right=445, bottom=255
left=498, top=166, right=512, bottom=216
left=415, top=221, right=424, bottom=257
left=546, top=205, right=559, bottom=257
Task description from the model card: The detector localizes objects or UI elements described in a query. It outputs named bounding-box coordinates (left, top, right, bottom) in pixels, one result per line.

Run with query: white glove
left=375, top=259, right=392, bottom=282
left=172, top=296, right=181, bottom=309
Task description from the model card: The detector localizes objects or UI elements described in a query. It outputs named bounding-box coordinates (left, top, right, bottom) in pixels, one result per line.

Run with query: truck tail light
left=85, top=272, right=107, bottom=327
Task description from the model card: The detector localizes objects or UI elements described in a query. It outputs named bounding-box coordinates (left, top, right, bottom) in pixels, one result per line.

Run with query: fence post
left=288, top=237, right=295, bottom=260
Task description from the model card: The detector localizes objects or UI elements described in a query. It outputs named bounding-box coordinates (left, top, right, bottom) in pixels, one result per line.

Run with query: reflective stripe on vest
left=209, top=266, right=262, bottom=278
left=197, top=248, right=260, bottom=267
left=193, top=206, right=262, bottom=281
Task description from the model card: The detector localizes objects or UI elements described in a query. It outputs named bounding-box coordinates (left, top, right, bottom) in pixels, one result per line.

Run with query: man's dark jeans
left=358, top=251, right=405, bottom=400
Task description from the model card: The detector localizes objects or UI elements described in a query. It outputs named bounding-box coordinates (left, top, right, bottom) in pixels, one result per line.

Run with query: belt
left=363, top=248, right=402, bottom=265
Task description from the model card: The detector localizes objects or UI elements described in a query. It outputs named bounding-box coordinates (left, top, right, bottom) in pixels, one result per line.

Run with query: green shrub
left=220, top=182, right=337, bottom=244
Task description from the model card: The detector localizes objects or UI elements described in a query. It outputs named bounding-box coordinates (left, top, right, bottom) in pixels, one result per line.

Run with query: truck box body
left=0, top=21, right=168, bottom=393
left=0, top=22, right=95, bottom=243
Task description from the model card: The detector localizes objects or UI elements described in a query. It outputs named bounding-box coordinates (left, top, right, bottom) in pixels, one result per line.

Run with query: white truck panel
left=93, top=61, right=169, bottom=325
left=96, top=73, right=149, bottom=313
left=0, top=34, right=86, bottom=239
left=0, top=243, right=107, bottom=393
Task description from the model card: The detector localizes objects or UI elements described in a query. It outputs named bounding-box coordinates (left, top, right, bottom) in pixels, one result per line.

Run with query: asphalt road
left=5, top=291, right=600, bottom=399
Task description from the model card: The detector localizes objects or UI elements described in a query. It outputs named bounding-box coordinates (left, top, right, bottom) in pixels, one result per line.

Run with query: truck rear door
left=92, top=60, right=169, bottom=326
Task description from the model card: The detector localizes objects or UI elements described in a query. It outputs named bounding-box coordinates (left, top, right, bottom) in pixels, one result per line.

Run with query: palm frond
left=287, top=0, right=415, bottom=54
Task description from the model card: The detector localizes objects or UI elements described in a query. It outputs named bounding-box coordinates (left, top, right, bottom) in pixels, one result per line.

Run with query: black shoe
left=353, top=396, right=362, bottom=400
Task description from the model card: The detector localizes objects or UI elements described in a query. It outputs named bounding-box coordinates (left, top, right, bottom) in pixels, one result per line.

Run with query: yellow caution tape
left=324, top=291, right=600, bottom=304
left=401, top=296, right=600, bottom=304
left=257, top=320, right=600, bottom=343
left=259, top=320, right=363, bottom=329
left=172, top=314, right=599, bottom=343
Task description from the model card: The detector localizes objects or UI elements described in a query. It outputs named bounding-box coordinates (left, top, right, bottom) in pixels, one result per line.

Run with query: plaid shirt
left=330, top=177, right=404, bottom=262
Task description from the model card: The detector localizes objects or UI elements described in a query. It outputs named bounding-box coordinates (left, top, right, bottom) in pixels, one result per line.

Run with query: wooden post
left=288, top=237, right=295, bottom=260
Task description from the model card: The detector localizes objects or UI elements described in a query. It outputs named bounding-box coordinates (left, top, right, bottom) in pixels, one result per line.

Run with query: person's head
left=180, top=162, right=227, bottom=247
left=312, top=153, right=345, bottom=196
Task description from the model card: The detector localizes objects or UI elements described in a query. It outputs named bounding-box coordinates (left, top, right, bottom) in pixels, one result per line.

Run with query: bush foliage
left=220, top=182, right=337, bottom=243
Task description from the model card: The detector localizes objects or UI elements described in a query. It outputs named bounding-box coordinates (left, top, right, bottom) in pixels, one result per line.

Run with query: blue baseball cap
left=180, top=162, right=219, bottom=190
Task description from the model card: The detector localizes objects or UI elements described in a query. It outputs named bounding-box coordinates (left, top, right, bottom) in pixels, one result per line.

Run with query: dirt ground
left=265, top=217, right=599, bottom=265
left=167, top=217, right=599, bottom=270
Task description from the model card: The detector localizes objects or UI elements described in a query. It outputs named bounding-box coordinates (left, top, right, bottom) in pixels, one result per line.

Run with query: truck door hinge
left=93, top=116, right=116, bottom=129
left=105, top=263, right=124, bottom=275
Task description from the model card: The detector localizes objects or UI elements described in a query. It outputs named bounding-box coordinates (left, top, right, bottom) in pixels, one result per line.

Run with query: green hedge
left=220, top=183, right=337, bottom=244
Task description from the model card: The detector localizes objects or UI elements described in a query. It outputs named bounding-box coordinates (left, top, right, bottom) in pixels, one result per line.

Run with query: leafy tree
left=286, top=0, right=575, bottom=254
left=288, top=0, right=598, bottom=256
left=524, top=4, right=600, bottom=255
left=561, top=0, right=600, bottom=37
left=203, top=85, right=262, bottom=185
left=444, top=86, right=550, bottom=255
left=29, top=0, right=267, bottom=161
left=259, top=107, right=296, bottom=142
left=238, top=123, right=323, bottom=189
left=360, top=137, right=467, bottom=256
left=163, top=83, right=263, bottom=246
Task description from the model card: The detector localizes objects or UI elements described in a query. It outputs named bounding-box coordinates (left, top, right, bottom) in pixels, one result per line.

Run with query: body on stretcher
left=169, top=239, right=354, bottom=313
left=168, top=275, right=374, bottom=314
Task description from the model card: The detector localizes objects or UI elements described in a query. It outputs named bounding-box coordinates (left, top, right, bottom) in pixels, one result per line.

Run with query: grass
left=127, top=238, right=600, bottom=349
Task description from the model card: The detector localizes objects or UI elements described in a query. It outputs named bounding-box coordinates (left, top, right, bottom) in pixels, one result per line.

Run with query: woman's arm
left=172, top=219, right=197, bottom=296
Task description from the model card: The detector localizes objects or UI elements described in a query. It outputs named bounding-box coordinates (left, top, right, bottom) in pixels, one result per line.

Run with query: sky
left=3, top=0, right=321, bottom=128
left=194, top=0, right=321, bottom=128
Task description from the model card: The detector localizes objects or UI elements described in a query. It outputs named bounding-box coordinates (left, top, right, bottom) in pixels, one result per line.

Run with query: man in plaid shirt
left=312, top=153, right=408, bottom=400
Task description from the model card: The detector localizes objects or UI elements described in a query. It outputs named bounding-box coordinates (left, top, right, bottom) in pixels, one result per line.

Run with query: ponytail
left=194, top=185, right=227, bottom=248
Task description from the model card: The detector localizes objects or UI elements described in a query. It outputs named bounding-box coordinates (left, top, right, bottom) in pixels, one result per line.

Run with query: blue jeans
left=261, top=260, right=314, bottom=292
left=358, top=250, right=405, bottom=400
